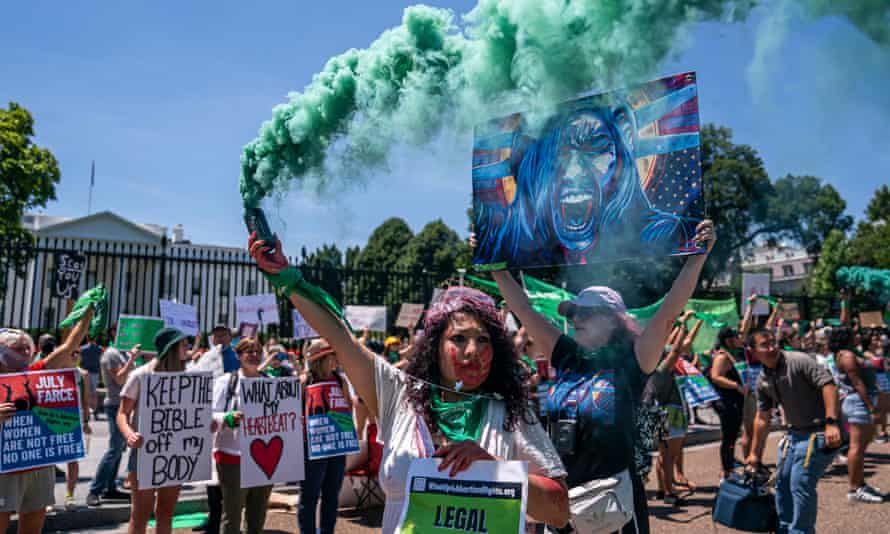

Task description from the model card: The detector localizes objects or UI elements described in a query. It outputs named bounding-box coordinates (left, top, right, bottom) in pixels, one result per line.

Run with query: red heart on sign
left=249, top=436, right=283, bottom=479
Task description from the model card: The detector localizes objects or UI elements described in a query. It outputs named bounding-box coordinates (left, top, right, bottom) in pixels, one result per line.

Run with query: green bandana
left=59, top=284, right=108, bottom=337
left=429, top=386, right=488, bottom=442
left=263, top=266, right=351, bottom=330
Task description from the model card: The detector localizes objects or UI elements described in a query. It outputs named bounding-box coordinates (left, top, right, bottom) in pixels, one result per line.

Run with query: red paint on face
left=453, top=344, right=493, bottom=388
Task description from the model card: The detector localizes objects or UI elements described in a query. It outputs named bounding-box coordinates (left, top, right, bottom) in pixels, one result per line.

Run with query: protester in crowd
left=259, top=344, right=295, bottom=377
left=832, top=327, right=884, bottom=503
left=87, top=345, right=140, bottom=506
left=117, top=327, right=191, bottom=534
left=248, top=235, right=570, bottom=532
left=383, top=336, right=402, bottom=364
left=746, top=328, right=842, bottom=533
left=653, top=320, right=699, bottom=506
left=31, top=333, right=56, bottom=364
left=862, top=329, right=890, bottom=443
left=709, top=326, right=748, bottom=481
left=66, top=347, right=96, bottom=509
left=0, top=307, right=94, bottom=534
left=211, top=325, right=240, bottom=373
left=296, top=339, right=352, bottom=534
left=80, top=335, right=102, bottom=418
left=209, top=338, right=273, bottom=534
left=490, top=220, right=715, bottom=533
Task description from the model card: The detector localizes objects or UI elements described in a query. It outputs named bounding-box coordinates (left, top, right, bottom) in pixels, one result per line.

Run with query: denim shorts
left=842, top=392, right=878, bottom=425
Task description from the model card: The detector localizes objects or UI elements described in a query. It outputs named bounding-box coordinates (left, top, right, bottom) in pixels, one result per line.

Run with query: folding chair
left=346, top=423, right=385, bottom=508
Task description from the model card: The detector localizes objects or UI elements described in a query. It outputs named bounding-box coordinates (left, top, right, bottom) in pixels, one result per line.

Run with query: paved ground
left=54, top=415, right=890, bottom=533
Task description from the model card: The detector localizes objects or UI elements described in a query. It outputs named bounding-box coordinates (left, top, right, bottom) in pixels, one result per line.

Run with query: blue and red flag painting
left=472, top=72, right=704, bottom=269
left=0, top=369, right=85, bottom=473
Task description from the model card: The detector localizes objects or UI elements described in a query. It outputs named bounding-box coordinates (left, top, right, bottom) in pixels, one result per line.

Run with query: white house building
left=2, top=211, right=274, bottom=332
left=740, top=244, right=815, bottom=294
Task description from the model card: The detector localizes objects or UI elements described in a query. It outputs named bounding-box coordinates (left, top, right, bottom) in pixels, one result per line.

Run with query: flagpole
left=87, top=160, right=95, bottom=215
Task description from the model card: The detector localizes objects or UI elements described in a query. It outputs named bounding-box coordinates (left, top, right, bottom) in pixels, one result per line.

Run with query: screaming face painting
left=472, top=72, right=704, bottom=269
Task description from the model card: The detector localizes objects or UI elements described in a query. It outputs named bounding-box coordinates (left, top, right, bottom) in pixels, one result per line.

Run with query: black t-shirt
left=545, top=335, right=646, bottom=485
left=79, top=342, right=102, bottom=373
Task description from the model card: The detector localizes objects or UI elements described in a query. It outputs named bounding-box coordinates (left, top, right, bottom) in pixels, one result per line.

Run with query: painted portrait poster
left=472, top=72, right=704, bottom=269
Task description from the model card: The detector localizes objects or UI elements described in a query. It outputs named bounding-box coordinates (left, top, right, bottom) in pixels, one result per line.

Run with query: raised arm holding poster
left=115, top=315, right=166, bottom=353
left=472, top=72, right=704, bottom=269
left=159, top=300, right=199, bottom=337
left=239, top=377, right=304, bottom=487
left=0, top=369, right=85, bottom=473
left=235, top=294, right=280, bottom=326
left=304, top=379, right=359, bottom=459
left=395, top=303, right=425, bottom=329
left=741, top=273, right=771, bottom=316
left=137, top=372, right=213, bottom=489
left=344, top=305, right=387, bottom=333
left=395, top=458, right=528, bottom=534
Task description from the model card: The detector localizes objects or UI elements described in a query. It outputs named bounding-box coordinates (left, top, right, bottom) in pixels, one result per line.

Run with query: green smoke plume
left=240, top=0, right=889, bottom=207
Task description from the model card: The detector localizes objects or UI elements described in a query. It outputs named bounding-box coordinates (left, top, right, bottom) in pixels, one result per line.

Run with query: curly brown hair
left=403, top=287, right=534, bottom=435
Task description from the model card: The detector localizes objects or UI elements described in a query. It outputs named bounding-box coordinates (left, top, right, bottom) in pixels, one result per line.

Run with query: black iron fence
left=0, top=238, right=449, bottom=340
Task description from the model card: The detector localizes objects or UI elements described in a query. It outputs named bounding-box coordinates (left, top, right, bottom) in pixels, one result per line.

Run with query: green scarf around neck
left=429, top=385, right=489, bottom=442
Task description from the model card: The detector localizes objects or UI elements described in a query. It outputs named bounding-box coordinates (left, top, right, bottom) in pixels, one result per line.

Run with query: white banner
left=235, top=294, right=280, bottom=326
left=159, top=300, right=199, bottom=336
left=137, top=372, right=213, bottom=489
left=395, top=303, right=425, bottom=329
left=430, top=288, right=445, bottom=306
left=742, top=273, right=771, bottom=316
left=239, top=377, right=305, bottom=488
left=345, top=305, right=387, bottom=332
left=292, top=309, right=318, bottom=340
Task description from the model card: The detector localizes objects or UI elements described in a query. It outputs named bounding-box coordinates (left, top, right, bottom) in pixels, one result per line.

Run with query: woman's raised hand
left=693, top=219, right=716, bottom=253
left=248, top=231, right=289, bottom=274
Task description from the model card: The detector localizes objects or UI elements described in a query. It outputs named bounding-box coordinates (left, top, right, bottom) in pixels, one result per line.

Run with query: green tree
left=808, top=229, right=848, bottom=295
left=845, top=186, right=890, bottom=270
left=865, top=184, right=890, bottom=224
left=0, top=102, right=60, bottom=298
left=769, top=175, right=853, bottom=254
left=389, top=220, right=466, bottom=304
left=349, top=218, right=414, bottom=304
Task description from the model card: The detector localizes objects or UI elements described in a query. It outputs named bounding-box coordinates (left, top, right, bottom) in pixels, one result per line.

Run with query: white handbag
left=567, top=468, right=635, bottom=534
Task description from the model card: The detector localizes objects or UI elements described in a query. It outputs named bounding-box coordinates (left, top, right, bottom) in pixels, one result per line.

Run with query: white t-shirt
left=119, top=360, right=158, bottom=429
left=211, top=372, right=243, bottom=457
left=373, top=357, right=566, bottom=533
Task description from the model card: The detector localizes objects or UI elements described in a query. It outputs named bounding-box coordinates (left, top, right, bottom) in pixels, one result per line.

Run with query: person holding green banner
left=492, top=219, right=716, bottom=534
left=0, top=302, right=95, bottom=534
left=247, top=235, right=570, bottom=533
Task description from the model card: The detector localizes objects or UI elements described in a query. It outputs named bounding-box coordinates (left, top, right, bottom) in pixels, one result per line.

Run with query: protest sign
left=876, top=372, right=890, bottom=393
left=779, top=302, right=800, bottom=321
left=395, top=304, right=425, bottom=329
left=304, top=379, right=360, bottom=459
left=859, top=311, right=886, bottom=328
left=471, top=72, right=704, bottom=270
left=674, top=360, right=719, bottom=407
left=430, top=288, right=445, bottom=306
left=159, top=300, right=199, bottom=336
left=292, top=309, right=318, bottom=340
left=0, top=369, right=85, bottom=473
left=239, top=322, right=258, bottom=339
left=51, top=251, right=86, bottom=300
left=137, top=372, right=213, bottom=489
left=239, top=377, right=304, bottom=487
left=235, top=294, right=280, bottom=326
left=345, top=305, right=387, bottom=333
left=742, top=273, right=771, bottom=316
left=734, top=362, right=750, bottom=387
left=396, top=459, right=527, bottom=534
left=115, top=315, right=166, bottom=353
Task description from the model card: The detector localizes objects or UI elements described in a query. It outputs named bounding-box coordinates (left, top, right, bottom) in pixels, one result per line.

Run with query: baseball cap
left=557, top=286, right=626, bottom=317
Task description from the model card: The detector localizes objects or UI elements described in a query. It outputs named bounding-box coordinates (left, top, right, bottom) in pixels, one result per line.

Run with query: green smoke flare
left=240, top=0, right=889, bottom=207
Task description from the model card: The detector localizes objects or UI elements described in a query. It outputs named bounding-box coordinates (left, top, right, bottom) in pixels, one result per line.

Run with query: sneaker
left=848, top=486, right=884, bottom=504
left=64, top=494, right=77, bottom=511
left=863, top=484, right=883, bottom=497
left=86, top=493, right=100, bottom=507
left=100, top=489, right=131, bottom=501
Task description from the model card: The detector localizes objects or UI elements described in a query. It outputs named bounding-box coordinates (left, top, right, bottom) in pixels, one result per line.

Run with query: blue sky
left=3, top=1, right=888, bottom=254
